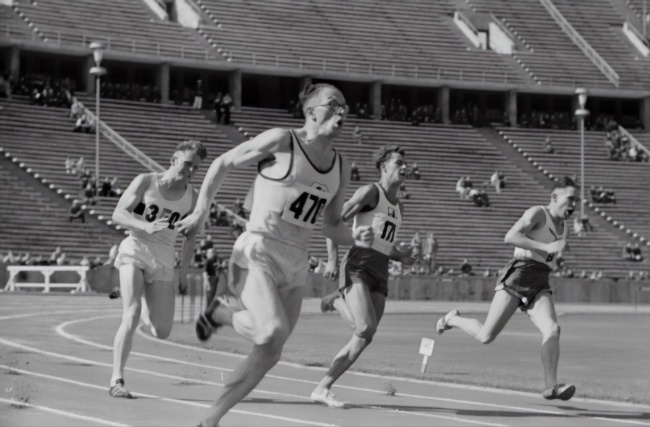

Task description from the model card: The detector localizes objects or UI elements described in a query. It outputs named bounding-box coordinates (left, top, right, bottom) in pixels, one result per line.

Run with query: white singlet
left=245, top=129, right=341, bottom=248
left=513, top=206, right=567, bottom=268
left=352, top=183, right=402, bottom=256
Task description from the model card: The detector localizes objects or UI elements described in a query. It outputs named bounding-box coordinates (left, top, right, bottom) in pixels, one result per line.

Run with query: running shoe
left=310, top=388, right=347, bottom=408
left=109, top=379, right=133, bottom=398
left=436, top=309, right=460, bottom=334
left=195, top=296, right=225, bottom=341
left=320, top=291, right=340, bottom=313
left=108, top=287, right=121, bottom=300
left=543, top=383, right=576, bottom=401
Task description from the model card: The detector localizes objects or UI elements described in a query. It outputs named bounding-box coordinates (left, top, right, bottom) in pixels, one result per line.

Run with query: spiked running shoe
left=436, top=309, right=460, bottom=334
left=310, top=388, right=347, bottom=408
left=109, top=379, right=133, bottom=398
left=108, top=287, right=121, bottom=300
left=543, top=384, right=576, bottom=401
left=320, top=291, right=340, bottom=313
left=196, top=296, right=225, bottom=341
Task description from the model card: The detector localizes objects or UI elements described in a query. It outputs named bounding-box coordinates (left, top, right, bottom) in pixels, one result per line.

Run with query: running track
left=1, top=295, right=650, bottom=427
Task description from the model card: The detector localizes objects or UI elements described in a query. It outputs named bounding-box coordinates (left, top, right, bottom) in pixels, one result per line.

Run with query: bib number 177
left=288, top=192, right=327, bottom=225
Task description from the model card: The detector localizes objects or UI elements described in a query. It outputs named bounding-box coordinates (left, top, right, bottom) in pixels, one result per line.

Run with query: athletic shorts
left=495, top=258, right=552, bottom=311
left=114, top=236, right=175, bottom=284
left=228, top=231, right=308, bottom=293
left=339, top=248, right=389, bottom=297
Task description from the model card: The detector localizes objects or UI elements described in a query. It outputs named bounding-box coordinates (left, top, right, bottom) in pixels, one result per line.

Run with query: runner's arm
left=323, top=178, right=375, bottom=247
left=179, top=190, right=199, bottom=280
left=504, top=206, right=557, bottom=253
left=112, top=173, right=167, bottom=233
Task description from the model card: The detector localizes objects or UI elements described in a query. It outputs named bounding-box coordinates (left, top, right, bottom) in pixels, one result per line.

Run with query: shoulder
left=129, top=172, right=155, bottom=188
left=523, top=206, right=546, bottom=227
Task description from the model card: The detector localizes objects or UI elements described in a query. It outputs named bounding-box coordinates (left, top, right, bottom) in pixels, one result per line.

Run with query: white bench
left=4, top=266, right=90, bottom=293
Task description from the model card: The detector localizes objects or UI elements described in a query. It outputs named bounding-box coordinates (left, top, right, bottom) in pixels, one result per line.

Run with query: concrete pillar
left=370, top=81, right=382, bottom=120
left=506, top=90, right=517, bottom=126
left=157, top=63, right=170, bottom=103
left=85, top=55, right=95, bottom=94
left=438, top=86, right=450, bottom=124
left=641, top=97, right=650, bottom=131
left=9, top=46, right=20, bottom=81
left=299, top=76, right=312, bottom=92
left=228, top=69, right=242, bottom=108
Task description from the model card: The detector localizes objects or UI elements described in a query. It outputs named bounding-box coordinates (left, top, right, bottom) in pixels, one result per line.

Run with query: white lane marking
left=0, top=396, right=130, bottom=426
left=0, top=364, right=334, bottom=427
left=359, top=404, right=506, bottom=427
left=0, top=309, right=120, bottom=321
left=57, top=317, right=650, bottom=426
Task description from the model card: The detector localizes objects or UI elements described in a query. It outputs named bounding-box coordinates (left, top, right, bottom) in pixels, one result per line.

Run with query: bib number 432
left=288, top=192, right=327, bottom=225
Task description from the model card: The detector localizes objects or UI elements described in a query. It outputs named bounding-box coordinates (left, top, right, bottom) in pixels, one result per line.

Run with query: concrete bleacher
left=554, top=0, right=650, bottom=88
left=233, top=107, right=643, bottom=276
left=11, top=0, right=216, bottom=61
left=0, top=4, right=38, bottom=42
left=197, top=0, right=525, bottom=84
left=0, top=157, right=121, bottom=261
left=497, top=127, right=650, bottom=245
left=468, top=0, right=616, bottom=88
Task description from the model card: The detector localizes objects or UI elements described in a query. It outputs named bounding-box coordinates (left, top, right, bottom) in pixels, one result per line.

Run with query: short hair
left=174, top=140, right=207, bottom=161
left=373, top=145, right=406, bottom=171
left=553, top=176, right=578, bottom=191
left=299, top=83, right=338, bottom=115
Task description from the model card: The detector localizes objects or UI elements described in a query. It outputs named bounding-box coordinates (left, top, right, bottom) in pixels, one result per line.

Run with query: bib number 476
left=289, top=192, right=327, bottom=225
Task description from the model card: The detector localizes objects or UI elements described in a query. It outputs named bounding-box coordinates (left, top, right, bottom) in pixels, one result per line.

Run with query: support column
left=85, top=55, right=95, bottom=94
left=228, top=69, right=242, bottom=108
left=157, top=63, right=170, bottom=103
left=370, top=81, right=382, bottom=120
left=299, top=76, right=312, bottom=91
left=506, top=89, right=517, bottom=127
left=438, top=86, right=450, bottom=124
left=9, top=46, right=20, bottom=81
left=641, top=97, right=650, bottom=131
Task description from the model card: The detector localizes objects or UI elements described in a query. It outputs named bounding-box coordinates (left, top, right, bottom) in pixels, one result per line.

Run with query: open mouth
left=566, top=207, right=575, bottom=216
left=335, top=118, right=343, bottom=127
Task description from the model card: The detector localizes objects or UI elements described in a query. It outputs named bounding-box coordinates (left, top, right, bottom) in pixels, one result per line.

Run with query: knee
left=122, top=307, right=141, bottom=331
left=253, top=321, right=289, bottom=347
left=544, top=323, right=561, bottom=340
left=476, top=331, right=496, bottom=345
left=354, top=322, right=377, bottom=344
left=149, top=321, right=172, bottom=339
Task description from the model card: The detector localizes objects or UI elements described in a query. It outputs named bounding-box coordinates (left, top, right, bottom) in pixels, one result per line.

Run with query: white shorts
left=229, top=231, right=308, bottom=294
left=114, top=236, right=175, bottom=284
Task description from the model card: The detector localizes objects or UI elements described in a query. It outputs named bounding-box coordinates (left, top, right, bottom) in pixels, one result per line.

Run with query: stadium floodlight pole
left=89, top=42, right=107, bottom=198
left=574, top=88, right=589, bottom=221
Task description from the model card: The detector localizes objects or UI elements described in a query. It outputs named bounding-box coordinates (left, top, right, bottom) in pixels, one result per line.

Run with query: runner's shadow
left=551, top=405, right=650, bottom=421
left=352, top=403, right=584, bottom=419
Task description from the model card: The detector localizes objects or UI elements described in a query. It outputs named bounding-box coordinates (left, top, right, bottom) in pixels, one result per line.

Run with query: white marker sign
left=419, top=338, right=435, bottom=373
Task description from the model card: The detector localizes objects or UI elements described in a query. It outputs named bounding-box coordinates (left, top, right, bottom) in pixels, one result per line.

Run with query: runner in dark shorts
left=435, top=177, right=579, bottom=401
left=311, top=146, right=416, bottom=408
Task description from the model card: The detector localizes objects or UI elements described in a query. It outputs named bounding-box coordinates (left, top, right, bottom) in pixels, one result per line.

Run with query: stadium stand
left=196, top=0, right=527, bottom=84
left=0, top=4, right=39, bottom=42
left=10, top=0, right=217, bottom=61
left=468, top=0, right=617, bottom=88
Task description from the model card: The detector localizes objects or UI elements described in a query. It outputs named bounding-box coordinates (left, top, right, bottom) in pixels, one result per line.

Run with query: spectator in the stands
left=221, top=93, right=233, bottom=124
left=628, top=145, right=639, bottom=162
left=490, top=170, right=504, bottom=193
left=543, top=135, right=554, bottom=154
left=109, top=176, right=122, bottom=197
left=483, top=267, right=491, bottom=277
left=573, top=216, right=584, bottom=238
left=208, top=203, right=219, bottom=227
left=397, top=184, right=410, bottom=200
left=233, top=198, right=246, bottom=219
left=352, top=126, right=363, bottom=144
left=0, top=73, right=12, bottom=99
left=422, top=232, right=438, bottom=274
left=82, top=183, right=96, bottom=205
left=350, top=162, right=360, bottom=182
left=460, top=258, right=473, bottom=275
left=411, top=162, right=420, bottom=180
left=69, top=199, right=85, bottom=223
left=91, top=256, right=103, bottom=268
left=49, top=247, right=63, bottom=265
left=590, top=270, right=602, bottom=281
left=75, top=157, right=85, bottom=177
left=216, top=205, right=229, bottom=226
left=80, top=256, right=91, bottom=267
left=65, top=157, right=74, bottom=175
left=213, top=92, right=223, bottom=123
left=70, top=98, right=82, bottom=119
left=99, top=177, right=112, bottom=197
left=18, top=252, right=32, bottom=265
left=470, top=188, right=490, bottom=207
left=2, top=251, right=16, bottom=264
left=73, top=113, right=94, bottom=133
left=193, top=79, right=203, bottom=109
left=632, top=244, right=643, bottom=262
left=581, top=213, right=593, bottom=232
left=201, top=235, right=214, bottom=251
left=56, top=252, right=67, bottom=266
left=456, top=176, right=470, bottom=199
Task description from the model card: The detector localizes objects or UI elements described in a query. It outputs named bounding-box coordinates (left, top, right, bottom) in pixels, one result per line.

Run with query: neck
left=160, top=171, right=186, bottom=188
left=379, top=178, right=401, bottom=202
left=546, top=204, right=562, bottom=223
left=299, top=125, right=334, bottom=150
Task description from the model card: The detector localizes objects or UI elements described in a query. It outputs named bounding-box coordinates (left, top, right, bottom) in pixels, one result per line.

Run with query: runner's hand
left=176, top=211, right=206, bottom=238
left=545, top=240, right=566, bottom=255
left=354, top=226, right=374, bottom=247
left=323, top=260, right=338, bottom=281
left=145, top=218, right=169, bottom=234
left=399, top=246, right=418, bottom=267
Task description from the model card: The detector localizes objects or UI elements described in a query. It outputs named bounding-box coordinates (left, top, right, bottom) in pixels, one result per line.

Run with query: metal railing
left=539, top=0, right=620, bottom=88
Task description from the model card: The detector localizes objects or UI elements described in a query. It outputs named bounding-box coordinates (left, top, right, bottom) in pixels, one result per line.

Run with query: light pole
left=574, top=88, right=589, bottom=221
left=89, top=42, right=106, bottom=198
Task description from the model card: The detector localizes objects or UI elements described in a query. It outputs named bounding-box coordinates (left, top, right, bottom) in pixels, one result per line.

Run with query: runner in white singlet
left=176, top=84, right=372, bottom=427
left=436, top=177, right=578, bottom=401
left=311, top=146, right=417, bottom=408
left=109, top=140, right=206, bottom=398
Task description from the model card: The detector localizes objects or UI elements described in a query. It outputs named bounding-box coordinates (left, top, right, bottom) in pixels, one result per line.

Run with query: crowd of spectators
left=100, top=82, right=161, bottom=103
left=590, top=186, right=616, bottom=204
left=0, top=72, right=12, bottom=99
left=623, top=243, right=643, bottom=262
left=11, top=74, right=74, bottom=108
left=604, top=129, right=649, bottom=162
left=456, top=176, right=491, bottom=208
left=213, top=92, right=233, bottom=124
left=1, top=245, right=112, bottom=269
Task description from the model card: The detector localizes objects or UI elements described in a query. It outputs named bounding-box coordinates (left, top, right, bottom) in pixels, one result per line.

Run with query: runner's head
left=300, top=83, right=348, bottom=137
left=169, top=140, right=207, bottom=182
left=551, top=176, right=578, bottom=218
left=374, top=145, right=407, bottom=185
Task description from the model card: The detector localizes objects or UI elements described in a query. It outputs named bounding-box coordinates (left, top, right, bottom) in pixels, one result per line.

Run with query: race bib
left=281, top=183, right=334, bottom=229
left=369, top=214, right=399, bottom=256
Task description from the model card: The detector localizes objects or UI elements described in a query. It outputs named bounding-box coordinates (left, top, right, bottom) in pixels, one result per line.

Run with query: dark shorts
left=339, top=247, right=389, bottom=297
left=495, top=258, right=552, bottom=311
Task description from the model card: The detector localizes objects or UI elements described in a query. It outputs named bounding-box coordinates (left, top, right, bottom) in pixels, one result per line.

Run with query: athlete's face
left=552, top=186, right=577, bottom=218
left=382, top=152, right=407, bottom=185
left=171, top=150, right=202, bottom=181
left=308, top=88, right=348, bottom=137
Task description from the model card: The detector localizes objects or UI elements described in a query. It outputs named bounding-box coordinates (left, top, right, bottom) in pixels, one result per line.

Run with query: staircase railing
left=539, top=0, right=620, bottom=88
